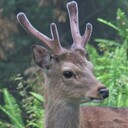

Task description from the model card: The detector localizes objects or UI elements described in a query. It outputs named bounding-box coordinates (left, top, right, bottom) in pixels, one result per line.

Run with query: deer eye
left=63, top=71, right=74, bottom=79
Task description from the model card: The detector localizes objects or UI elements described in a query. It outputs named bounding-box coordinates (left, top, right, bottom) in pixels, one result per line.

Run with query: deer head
left=17, top=1, right=108, bottom=104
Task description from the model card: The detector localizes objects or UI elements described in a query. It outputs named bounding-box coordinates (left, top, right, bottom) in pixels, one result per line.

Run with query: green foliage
left=87, top=9, right=128, bottom=107
left=0, top=88, right=25, bottom=128
left=16, top=74, right=44, bottom=128
left=0, top=74, right=44, bottom=128
left=0, top=120, right=13, bottom=128
left=97, top=18, right=119, bottom=31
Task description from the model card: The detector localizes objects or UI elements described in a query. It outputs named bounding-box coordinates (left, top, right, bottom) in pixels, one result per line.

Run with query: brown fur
left=80, top=106, right=128, bottom=128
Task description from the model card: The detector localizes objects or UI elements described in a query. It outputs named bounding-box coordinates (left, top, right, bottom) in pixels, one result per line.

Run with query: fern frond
left=30, top=92, right=44, bottom=102
left=1, top=88, right=25, bottom=128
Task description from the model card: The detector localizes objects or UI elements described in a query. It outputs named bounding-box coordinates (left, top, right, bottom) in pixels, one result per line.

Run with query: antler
left=17, top=12, right=63, bottom=55
left=67, top=1, right=92, bottom=49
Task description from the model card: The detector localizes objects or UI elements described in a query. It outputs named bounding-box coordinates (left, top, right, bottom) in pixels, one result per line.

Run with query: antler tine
left=17, top=12, right=52, bottom=49
left=17, top=12, right=63, bottom=54
left=67, top=1, right=92, bottom=49
left=67, top=1, right=80, bottom=46
left=50, top=23, right=63, bottom=54
left=83, top=23, right=92, bottom=46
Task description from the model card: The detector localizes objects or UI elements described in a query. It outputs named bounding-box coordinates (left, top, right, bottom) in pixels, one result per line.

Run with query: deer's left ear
left=32, top=45, right=51, bottom=69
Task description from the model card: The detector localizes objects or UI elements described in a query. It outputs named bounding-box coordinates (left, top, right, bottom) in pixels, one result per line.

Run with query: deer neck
left=44, top=89, right=80, bottom=128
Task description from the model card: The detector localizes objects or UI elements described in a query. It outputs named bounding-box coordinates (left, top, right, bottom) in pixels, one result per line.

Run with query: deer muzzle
left=83, top=86, right=109, bottom=103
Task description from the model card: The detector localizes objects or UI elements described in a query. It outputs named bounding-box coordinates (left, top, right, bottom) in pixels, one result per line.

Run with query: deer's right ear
left=32, top=45, right=51, bottom=69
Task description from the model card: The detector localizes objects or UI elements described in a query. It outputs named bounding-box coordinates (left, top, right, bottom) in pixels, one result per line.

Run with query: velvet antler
left=67, top=1, right=92, bottom=49
left=17, top=12, right=63, bottom=55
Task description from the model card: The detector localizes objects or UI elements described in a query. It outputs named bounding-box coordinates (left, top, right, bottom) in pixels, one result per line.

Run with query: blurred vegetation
left=87, top=8, right=128, bottom=107
left=0, top=0, right=128, bottom=127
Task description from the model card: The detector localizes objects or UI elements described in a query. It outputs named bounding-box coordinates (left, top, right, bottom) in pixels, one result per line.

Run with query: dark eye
left=63, top=71, right=74, bottom=79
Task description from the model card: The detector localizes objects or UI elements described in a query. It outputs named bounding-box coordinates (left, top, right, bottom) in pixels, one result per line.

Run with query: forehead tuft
left=57, top=49, right=86, bottom=65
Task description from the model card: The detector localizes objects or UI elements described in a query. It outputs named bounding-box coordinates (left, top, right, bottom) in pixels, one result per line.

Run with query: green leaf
left=97, top=18, right=119, bottom=31
left=30, top=92, right=44, bottom=102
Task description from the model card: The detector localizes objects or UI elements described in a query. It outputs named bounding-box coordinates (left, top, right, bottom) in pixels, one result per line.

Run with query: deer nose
left=99, top=87, right=109, bottom=99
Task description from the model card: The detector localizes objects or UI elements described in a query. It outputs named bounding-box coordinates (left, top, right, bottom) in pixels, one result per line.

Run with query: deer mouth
left=80, top=97, right=104, bottom=104
left=88, top=97, right=104, bottom=103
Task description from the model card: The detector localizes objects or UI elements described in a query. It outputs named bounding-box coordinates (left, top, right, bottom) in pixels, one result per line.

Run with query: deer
left=17, top=1, right=128, bottom=128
